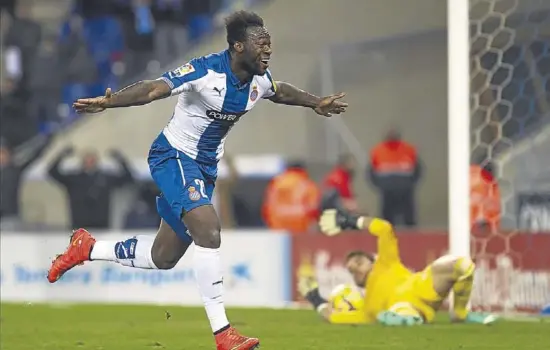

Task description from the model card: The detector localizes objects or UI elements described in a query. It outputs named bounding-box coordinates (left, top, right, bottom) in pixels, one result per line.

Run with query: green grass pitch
left=1, top=303, right=548, bottom=349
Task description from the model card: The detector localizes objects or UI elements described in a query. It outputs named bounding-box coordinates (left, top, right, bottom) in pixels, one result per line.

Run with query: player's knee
left=432, top=255, right=475, bottom=279
left=193, top=223, right=221, bottom=249
left=153, top=255, right=179, bottom=270
left=454, top=256, right=475, bottom=280
left=151, top=245, right=181, bottom=270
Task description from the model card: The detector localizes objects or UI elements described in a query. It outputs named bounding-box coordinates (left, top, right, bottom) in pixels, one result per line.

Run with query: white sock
left=91, top=235, right=158, bottom=269
left=193, top=245, right=230, bottom=333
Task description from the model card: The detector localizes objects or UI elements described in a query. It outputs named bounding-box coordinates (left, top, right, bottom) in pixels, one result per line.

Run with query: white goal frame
left=448, top=0, right=471, bottom=258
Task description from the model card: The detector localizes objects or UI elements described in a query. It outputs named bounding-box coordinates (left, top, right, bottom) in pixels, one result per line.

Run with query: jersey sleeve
left=367, top=218, right=400, bottom=265
left=261, top=69, right=277, bottom=98
left=157, top=58, right=208, bottom=95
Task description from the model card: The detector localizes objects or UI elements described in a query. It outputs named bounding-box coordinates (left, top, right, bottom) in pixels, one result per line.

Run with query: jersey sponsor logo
left=206, top=110, right=244, bottom=123
left=169, top=63, right=195, bottom=78
left=250, top=85, right=259, bottom=101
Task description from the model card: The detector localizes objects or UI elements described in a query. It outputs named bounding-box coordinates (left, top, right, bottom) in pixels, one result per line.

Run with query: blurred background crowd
left=1, top=0, right=548, bottom=235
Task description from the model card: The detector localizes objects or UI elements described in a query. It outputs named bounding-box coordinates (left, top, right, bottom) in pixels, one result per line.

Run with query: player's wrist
left=305, top=288, right=328, bottom=310
left=339, top=211, right=362, bottom=230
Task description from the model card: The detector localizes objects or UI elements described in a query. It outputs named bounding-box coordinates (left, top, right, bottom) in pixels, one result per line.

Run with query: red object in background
left=324, top=166, right=354, bottom=199
left=292, top=231, right=550, bottom=313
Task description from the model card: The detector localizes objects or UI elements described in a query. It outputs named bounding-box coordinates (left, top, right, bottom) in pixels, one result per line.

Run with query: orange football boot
left=215, top=326, right=260, bottom=350
left=47, top=228, right=96, bottom=283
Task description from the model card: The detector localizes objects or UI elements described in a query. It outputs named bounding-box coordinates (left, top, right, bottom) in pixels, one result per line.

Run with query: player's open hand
left=73, top=88, right=112, bottom=114
left=319, top=209, right=343, bottom=236
left=298, top=275, right=319, bottom=298
left=314, top=92, right=348, bottom=117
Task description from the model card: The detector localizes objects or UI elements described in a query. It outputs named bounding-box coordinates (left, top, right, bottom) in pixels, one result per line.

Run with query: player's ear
left=234, top=41, right=245, bottom=53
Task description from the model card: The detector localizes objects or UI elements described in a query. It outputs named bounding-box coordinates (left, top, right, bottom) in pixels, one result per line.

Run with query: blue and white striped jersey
left=158, top=50, right=277, bottom=164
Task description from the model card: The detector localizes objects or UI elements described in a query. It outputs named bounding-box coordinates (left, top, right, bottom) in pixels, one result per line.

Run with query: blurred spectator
left=262, top=161, right=320, bottom=234
left=1, top=2, right=41, bottom=146
left=0, top=87, right=30, bottom=147
left=124, top=181, right=160, bottom=229
left=2, top=1, right=41, bottom=94
left=216, top=155, right=238, bottom=228
left=368, top=129, right=421, bottom=227
left=0, top=135, right=53, bottom=225
left=152, top=0, right=188, bottom=64
left=323, top=154, right=358, bottom=212
left=73, top=0, right=115, bottom=19
left=0, top=0, right=16, bottom=16
left=470, top=162, right=501, bottom=233
left=28, top=33, right=63, bottom=129
left=124, top=200, right=160, bottom=229
left=185, top=0, right=220, bottom=42
left=48, top=147, right=134, bottom=229
left=58, top=15, right=100, bottom=109
left=117, top=0, right=156, bottom=80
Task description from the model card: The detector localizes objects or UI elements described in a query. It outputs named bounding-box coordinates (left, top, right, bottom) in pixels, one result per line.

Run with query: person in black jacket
left=0, top=135, right=53, bottom=223
left=48, top=146, right=134, bottom=229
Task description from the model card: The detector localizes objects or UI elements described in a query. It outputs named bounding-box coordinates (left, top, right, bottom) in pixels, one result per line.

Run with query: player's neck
left=229, top=52, right=253, bottom=83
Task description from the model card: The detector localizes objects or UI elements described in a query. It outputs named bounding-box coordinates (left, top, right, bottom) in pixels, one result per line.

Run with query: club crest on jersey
left=188, top=186, right=201, bottom=201
left=250, top=85, right=259, bottom=101
left=169, top=63, right=195, bottom=78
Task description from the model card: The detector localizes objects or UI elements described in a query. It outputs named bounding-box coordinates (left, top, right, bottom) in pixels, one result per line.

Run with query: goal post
left=450, top=0, right=550, bottom=314
left=448, top=0, right=471, bottom=258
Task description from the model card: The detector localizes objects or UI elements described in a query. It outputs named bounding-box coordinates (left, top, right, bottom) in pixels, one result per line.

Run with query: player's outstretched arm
left=73, top=80, right=172, bottom=114
left=269, top=81, right=348, bottom=117
left=318, top=208, right=371, bottom=236
left=319, top=208, right=399, bottom=263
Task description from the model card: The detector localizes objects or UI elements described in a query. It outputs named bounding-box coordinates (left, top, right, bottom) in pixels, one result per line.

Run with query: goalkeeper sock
left=452, top=257, right=475, bottom=320
left=91, top=236, right=158, bottom=269
left=305, top=288, right=328, bottom=310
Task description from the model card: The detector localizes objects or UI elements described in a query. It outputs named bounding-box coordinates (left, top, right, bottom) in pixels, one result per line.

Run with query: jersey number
left=194, top=179, right=208, bottom=199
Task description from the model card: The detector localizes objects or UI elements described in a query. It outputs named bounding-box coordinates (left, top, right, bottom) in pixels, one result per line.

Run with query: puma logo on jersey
left=213, top=87, right=225, bottom=96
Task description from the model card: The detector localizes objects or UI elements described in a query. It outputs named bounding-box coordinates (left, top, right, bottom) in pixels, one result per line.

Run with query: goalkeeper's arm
left=319, top=208, right=398, bottom=263
left=298, top=276, right=332, bottom=321
left=319, top=208, right=376, bottom=235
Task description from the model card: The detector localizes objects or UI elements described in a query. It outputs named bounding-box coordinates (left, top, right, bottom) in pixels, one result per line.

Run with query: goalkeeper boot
left=377, top=310, right=424, bottom=326
left=47, top=228, right=95, bottom=283
left=458, top=312, right=498, bottom=325
left=215, top=326, right=260, bottom=350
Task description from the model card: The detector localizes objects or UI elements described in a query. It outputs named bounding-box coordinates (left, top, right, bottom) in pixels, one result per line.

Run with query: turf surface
left=1, top=303, right=548, bottom=349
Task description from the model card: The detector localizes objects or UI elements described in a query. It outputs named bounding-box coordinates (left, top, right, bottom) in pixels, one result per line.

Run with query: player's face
left=0, top=146, right=11, bottom=167
left=82, top=153, right=98, bottom=172
left=242, top=27, right=272, bottom=75
left=346, top=256, right=373, bottom=287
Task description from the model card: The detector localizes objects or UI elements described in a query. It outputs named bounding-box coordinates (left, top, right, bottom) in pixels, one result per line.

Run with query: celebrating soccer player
left=299, top=207, right=497, bottom=326
left=47, top=10, right=347, bottom=350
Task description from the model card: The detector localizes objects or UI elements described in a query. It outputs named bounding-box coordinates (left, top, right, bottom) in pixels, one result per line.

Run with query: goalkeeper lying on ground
left=299, top=208, right=497, bottom=326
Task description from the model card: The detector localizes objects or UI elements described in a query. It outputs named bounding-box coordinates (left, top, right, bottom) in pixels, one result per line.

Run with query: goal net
left=468, top=0, right=550, bottom=314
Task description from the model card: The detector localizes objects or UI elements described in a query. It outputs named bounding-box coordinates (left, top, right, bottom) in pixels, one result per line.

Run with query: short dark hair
left=345, top=250, right=375, bottom=263
left=287, top=160, right=306, bottom=170
left=225, top=10, right=264, bottom=48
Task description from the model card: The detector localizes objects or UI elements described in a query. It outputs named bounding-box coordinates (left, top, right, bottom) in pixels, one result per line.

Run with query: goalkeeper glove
left=319, top=209, right=362, bottom=236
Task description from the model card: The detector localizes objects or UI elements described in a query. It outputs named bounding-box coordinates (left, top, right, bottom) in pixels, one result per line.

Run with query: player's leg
left=47, top=217, right=191, bottom=283
left=149, top=142, right=258, bottom=348
left=180, top=180, right=259, bottom=348
left=91, top=217, right=191, bottom=269
left=430, top=255, right=496, bottom=324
